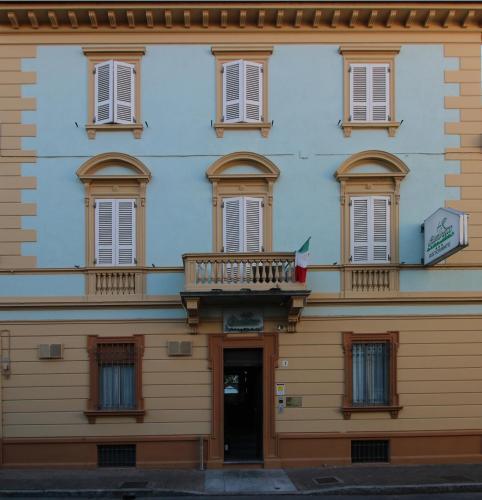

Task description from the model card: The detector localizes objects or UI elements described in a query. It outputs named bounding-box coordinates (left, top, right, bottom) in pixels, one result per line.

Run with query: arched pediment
left=76, top=152, right=151, bottom=183
left=207, top=151, right=280, bottom=182
left=335, top=150, right=409, bottom=181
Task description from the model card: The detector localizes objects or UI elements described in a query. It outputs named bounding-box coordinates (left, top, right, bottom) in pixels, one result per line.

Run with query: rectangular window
left=339, top=45, right=400, bottom=137
left=350, top=196, right=390, bottom=264
left=95, top=60, right=135, bottom=125
left=98, top=343, right=136, bottom=410
left=352, top=342, right=389, bottom=405
left=222, top=196, right=263, bottom=252
left=85, top=335, right=145, bottom=423
left=212, top=45, right=272, bottom=137
left=350, top=63, right=390, bottom=122
left=95, top=199, right=136, bottom=266
left=342, top=331, right=401, bottom=419
left=223, top=60, right=263, bottom=124
left=83, top=46, right=145, bottom=139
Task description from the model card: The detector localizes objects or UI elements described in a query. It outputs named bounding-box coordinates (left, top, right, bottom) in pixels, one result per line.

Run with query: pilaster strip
left=444, top=43, right=482, bottom=265
left=0, top=46, right=37, bottom=269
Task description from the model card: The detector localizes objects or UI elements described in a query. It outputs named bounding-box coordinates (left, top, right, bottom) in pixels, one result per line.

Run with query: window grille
left=96, top=343, right=136, bottom=410
left=98, top=444, right=136, bottom=467
left=352, top=342, right=389, bottom=406
left=351, top=440, right=389, bottom=463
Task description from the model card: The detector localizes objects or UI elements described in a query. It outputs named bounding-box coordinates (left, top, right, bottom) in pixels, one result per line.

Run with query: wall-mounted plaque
left=224, top=310, right=263, bottom=333
left=286, top=396, right=302, bottom=408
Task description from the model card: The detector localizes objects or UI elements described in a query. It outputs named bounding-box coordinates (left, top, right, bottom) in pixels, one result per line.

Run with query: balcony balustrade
left=183, top=252, right=304, bottom=292
left=346, top=266, right=398, bottom=293
left=86, top=269, right=144, bottom=298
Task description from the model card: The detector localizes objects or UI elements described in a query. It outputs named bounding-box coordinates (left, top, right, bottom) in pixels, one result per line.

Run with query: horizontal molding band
left=4, top=263, right=482, bottom=274
left=4, top=312, right=482, bottom=324
left=280, top=430, right=482, bottom=440
left=0, top=297, right=182, bottom=309
left=0, top=266, right=184, bottom=274
left=5, top=293, right=482, bottom=310
left=4, top=435, right=207, bottom=444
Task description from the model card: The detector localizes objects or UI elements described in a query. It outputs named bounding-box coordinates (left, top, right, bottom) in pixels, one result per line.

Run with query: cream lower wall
left=0, top=320, right=211, bottom=438
left=1, top=315, right=482, bottom=440
left=277, top=316, right=482, bottom=434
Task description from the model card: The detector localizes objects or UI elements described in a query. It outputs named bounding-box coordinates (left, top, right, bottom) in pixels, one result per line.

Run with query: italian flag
left=295, top=237, right=310, bottom=283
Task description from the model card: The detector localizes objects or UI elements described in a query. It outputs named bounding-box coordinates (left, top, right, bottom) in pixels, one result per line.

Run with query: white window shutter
left=372, top=196, right=390, bottom=262
left=223, top=60, right=243, bottom=123
left=113, top=61, right=135, bottom=124
left=223, top=197, right=243, bottom=252
left=94, top=61, right=113, bottom=124
left=350, top=64, right=369, bottom=122
left=116, top=200, right=136, bottom=265
left=244, top=62, right=263, bottom=123
left=95, top=200, right=115, bottom=265
left=244, top=197, right=263, bottom=252
left=370, top=64, right=390, bottom=122
left=350, top=197, right=370, bottom=264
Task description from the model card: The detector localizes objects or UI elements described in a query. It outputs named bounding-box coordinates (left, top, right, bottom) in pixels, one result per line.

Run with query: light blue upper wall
left=20, top=44, right=459, bottom=273
left=22, top=44, right=460, bottom=155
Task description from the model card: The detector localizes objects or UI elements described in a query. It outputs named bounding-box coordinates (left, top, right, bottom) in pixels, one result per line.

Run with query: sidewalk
left=1, top=463, right=482, bottom=496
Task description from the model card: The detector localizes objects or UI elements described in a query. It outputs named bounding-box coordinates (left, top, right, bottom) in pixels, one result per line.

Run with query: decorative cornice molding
left=76, top=151, right=151, bottom=182
left=82, top=45, right=146, bottom=55
left=206, top=151, right=280, bottom=181
left=211, top=44, right=273, bottom=55
left=1, top=4, right=480, bottom=32
left=338, top=44, right=401, bottom=54
left=335, top=150, right=410, bottom=181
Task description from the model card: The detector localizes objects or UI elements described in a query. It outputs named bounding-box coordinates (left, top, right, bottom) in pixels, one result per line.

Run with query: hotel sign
left=423, top=208, right=468, bottom=266
left=224, top=310, right=263, bottom=333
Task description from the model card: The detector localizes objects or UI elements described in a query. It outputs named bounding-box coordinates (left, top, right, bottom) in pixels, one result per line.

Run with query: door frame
left=207, top=333, right=279, bottom=468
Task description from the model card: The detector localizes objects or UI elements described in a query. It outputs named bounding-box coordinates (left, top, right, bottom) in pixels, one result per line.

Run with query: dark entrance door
left=223, top=348, right=263, bottom=462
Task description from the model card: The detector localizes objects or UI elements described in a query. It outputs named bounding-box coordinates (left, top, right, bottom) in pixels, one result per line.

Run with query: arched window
left=77, top=153, right=151, bottom=296
left=206, top=152, right=280, bottom=253
left=335, top=150, right=409, bottom=293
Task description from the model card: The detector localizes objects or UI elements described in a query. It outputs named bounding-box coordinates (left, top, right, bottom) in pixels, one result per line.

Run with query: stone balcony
left=183, top=252, right=305, bottom=292
left=181, top=252, right=310, bottom=333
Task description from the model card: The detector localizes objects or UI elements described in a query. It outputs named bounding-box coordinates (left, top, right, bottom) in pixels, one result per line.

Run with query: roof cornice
left=1, top=3, right=480, bottom=32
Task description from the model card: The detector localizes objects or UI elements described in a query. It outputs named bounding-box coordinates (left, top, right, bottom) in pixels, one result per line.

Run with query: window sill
left=84, top=409, right=145, bottom=424
left=341, top=121, right=400, bottom=138
left=85, top=124, right=144, bottom=139
left=213, top=122, right=271, bottom=138
left=342, top=405, right=402, bottom=420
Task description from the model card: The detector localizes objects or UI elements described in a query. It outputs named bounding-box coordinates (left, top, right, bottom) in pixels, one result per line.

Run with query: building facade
left=0, top=1, right=481, bottom=468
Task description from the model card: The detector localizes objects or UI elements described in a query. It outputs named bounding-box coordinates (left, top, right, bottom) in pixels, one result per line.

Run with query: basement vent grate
left=313, top=476, right=342, bottom=485
left=351, top=439, right=389, bottom=463
left=98, top=445, right=136, bottom=467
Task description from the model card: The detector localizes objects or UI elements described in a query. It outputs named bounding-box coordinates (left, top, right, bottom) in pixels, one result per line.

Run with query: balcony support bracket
left=184, top=297, right=200, bottom=334
left=287, top=295, right=306, bottom=333
left=180, top=289, right=310, bottom=334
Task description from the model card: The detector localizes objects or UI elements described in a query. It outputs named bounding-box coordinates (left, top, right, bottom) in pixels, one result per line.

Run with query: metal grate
left=97, top=343, right=136, bottom=410
left=351, top=439, right=389, bottom=463
left=98, top=444, right=136, bottom=467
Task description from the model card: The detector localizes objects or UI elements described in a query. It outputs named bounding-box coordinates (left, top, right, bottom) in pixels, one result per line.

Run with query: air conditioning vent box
left=38, top=344, right=63, bottom=359
left=167, top=341, right=192, bottom=356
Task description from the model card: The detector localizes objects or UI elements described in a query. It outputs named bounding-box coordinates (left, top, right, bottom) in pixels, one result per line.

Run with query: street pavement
left=1, top=463, right=482, bottom=497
